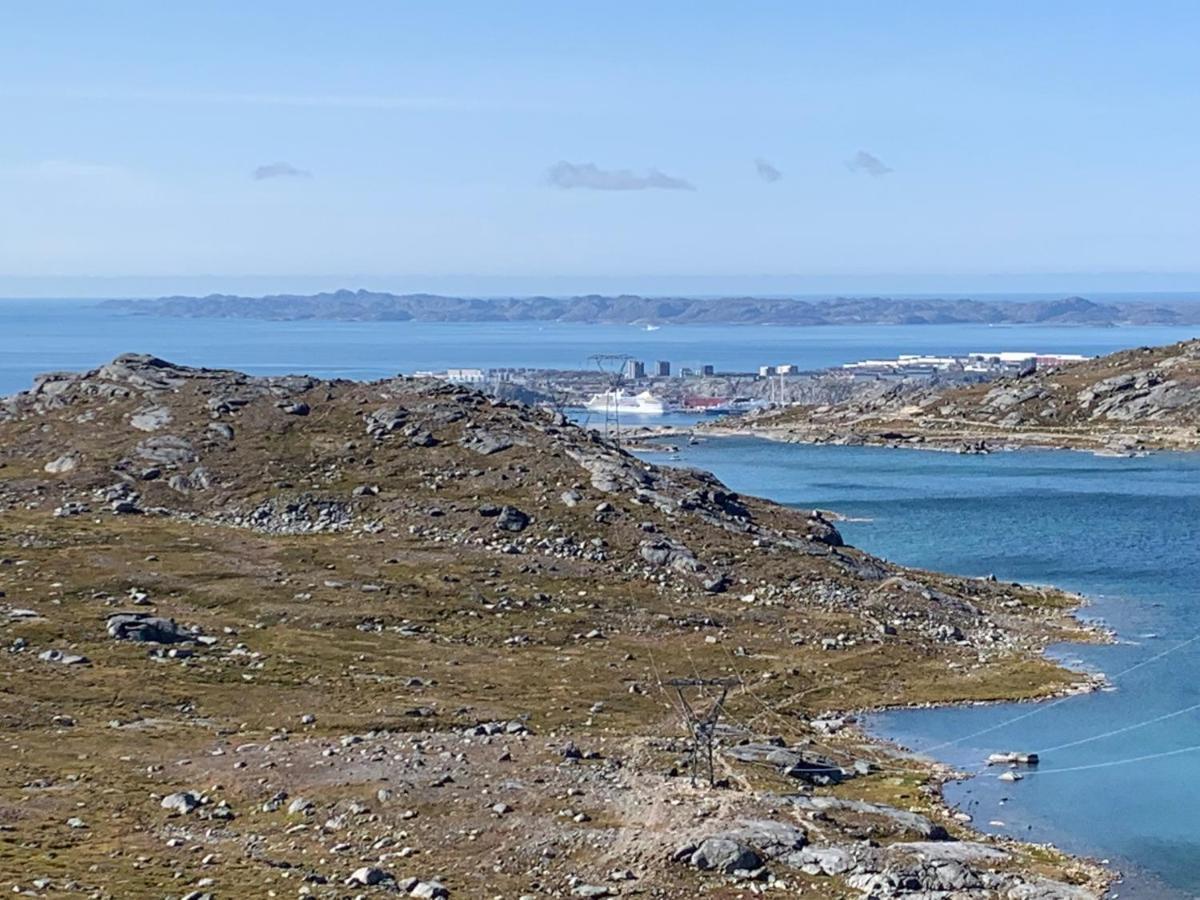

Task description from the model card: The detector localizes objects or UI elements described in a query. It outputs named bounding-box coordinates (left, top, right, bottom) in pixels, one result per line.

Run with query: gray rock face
left=566, top=446, right=653, bottom=493
left=984, top=385, right=1048, bottom=411
left=1007, top=879, right=1096, bottom=900
left=785, top=795, right=949, bottom=840
left=688, top=836, right=763, bottom=874
left=888, top=840, right=1008, bottom=865
left=722, top=819, right=807, bottom=859
left=106, top=613, right=196, bottom=644
left=167, top=466, right=212, bottom=494
left=724, top=743, right=846, bottom=784
left=129, top=406, right=173, bottom=432
left=775, top=837, right=1085, bottom=899
left=459, top=429, right=514, bottom=455
left=364, top=406, right=407, bottom=438
left=96, top=354, right=191, bottom=391
left=639, top=538, right=701, bottom=573
left=787, top=845, right=861, bottom=876
left=136, top=435, right=197, bottom=465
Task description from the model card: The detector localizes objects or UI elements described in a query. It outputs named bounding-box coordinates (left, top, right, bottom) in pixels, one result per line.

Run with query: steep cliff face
left=735, top=339, right=1200, bottom=452
left=0, top=356, right=1104, bottom=898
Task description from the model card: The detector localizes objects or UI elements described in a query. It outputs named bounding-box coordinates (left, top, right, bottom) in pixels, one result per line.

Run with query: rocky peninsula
left=0, top=355, right=1109, bottom=898
left=719, top=339, right=1200, bottom=454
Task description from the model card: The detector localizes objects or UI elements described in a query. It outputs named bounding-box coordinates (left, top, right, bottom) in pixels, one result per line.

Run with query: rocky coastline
left=0, top=354, right=1116, bottom=898
left=707, top=338, right=1200, bottom=455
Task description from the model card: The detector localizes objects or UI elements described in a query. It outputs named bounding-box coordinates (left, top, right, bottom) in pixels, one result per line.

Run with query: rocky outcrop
left=106, top=613, right=197, bottom=644
left=733, top=338, right=1200, bottom=452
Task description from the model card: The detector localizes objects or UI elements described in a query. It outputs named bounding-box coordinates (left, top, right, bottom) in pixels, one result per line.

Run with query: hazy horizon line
left=4, top=271, right=1200, bottom=301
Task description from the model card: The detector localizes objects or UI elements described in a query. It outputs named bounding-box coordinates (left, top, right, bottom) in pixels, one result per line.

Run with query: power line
left=914, top=632, right=1200, bottom=755
left=1016, top=743, right=1200, bottom=777
left=1034, top=700, right=1200, bottom=755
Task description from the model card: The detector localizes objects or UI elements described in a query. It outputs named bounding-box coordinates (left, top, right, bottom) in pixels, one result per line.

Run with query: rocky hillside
left=731, top=339, right=1200, bottom=453
left=0, top=356, right=1105, bottom=898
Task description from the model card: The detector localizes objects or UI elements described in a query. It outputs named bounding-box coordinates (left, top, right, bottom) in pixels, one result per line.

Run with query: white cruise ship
left=584, top=389, right=666, bottom=416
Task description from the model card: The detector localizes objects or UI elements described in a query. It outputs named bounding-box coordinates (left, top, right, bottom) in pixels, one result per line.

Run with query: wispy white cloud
left=846, top=150, right=893, bottom=177
left=253, top=162, right=312, bottom=181
left=0, top=86, right=475, bottom=111
left=547, top=161, right=695, bottom=191
left=28, top=159, right=131, bottom=181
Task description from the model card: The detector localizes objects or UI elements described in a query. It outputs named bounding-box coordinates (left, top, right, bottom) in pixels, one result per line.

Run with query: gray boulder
left=688, top=836, right=763, bottom=874
left=129, top=406, right=173, bottom=432
left=136, top=435, right=197, bottom=465
left=107, top=613, right=196, bottom=644
left=38, top=649, right=89, bottom=666
left=161, top=791, right=202, bottom=815
left=44, top=453, right=79, bottom=475
left=723, top=819, right=807, bottom=858
left=495, top=506, right=530, bottom=532
left=639, top=538, right=700, bottom=573
left=345, top=866, right=389, bottom=887
left=460, top=430, right=513, bottom=455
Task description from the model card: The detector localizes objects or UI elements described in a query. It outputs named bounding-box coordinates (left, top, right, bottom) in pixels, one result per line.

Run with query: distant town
left=414, top=349, right=1092, bottom=415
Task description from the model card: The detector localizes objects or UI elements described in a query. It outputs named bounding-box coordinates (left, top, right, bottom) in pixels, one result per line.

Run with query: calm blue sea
left=1, top=298, right=1197, bottom=396
left=649, top=438, right=1200, bottom=899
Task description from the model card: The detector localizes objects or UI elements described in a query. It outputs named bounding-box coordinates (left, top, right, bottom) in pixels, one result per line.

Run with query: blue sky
left=2, top=1, right=1199, bottom=295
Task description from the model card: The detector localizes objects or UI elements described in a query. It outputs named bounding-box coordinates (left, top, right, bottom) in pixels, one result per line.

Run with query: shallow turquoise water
left=649, top=439, right=1200, bottom=898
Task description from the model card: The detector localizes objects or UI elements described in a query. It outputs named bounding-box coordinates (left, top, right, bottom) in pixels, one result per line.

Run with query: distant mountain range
left=103, top=290, right=1200, bottom=326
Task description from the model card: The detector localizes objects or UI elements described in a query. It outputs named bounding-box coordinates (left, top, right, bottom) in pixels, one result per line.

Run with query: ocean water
left=649, top=438, right=1200, bottom=898
left=1, top=298, right=1198, bottom=396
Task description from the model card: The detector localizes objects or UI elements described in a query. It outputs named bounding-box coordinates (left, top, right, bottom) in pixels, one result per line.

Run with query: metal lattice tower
left=587, top=353, right=632, bottom=446
left=667, top=677, right=739, bottom=787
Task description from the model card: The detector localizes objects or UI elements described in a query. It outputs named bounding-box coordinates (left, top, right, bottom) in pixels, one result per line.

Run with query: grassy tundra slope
left=0, top=355, right=1104, bottom=898
left=732, top=339, right=1200, bottom=453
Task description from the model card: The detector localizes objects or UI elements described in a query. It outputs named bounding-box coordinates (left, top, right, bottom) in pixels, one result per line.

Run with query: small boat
left=987, top=751, right=1039, bottom=766
left=997, top=771, right=1023, bottom=783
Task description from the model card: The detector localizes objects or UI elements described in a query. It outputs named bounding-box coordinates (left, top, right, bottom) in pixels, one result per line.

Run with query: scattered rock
left=106, top=613, right=196, bottom=644
left=44, top=453, right=79, bottom=474
left=160, top=791, right=202, bottom=815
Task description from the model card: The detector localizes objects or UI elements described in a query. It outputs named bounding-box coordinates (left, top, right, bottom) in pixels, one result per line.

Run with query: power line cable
left=914, top=632, right=1200, bottom=755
